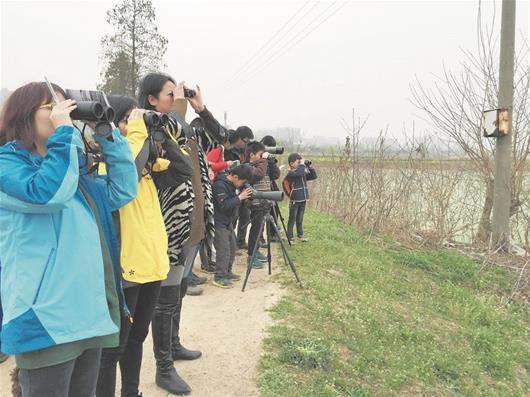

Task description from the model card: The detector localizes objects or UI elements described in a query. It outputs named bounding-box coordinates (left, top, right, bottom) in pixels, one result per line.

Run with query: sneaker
left=247, top=256, right=265, bottom=269
left=213, top=277, right=234, bottom=289
left=298, top=236, right=309, bottom=243
left=227, top=272, right=241, bottom=281
left=190, top=272, right=207, bottom=285
left=255, top=251, right=268, bottom=262
left=186, top=284, right=204, bottom=296
left=200, top=261, right=216, bottom=274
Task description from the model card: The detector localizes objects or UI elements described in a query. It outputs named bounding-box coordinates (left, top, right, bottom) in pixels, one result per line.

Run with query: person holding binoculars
left=0, top=82, right=138, bottom=397
left=284, top=153, right=317, bottom=243
left=138, top=72, right=226, bottom=396
left=96, top=95, right=193, bottom=397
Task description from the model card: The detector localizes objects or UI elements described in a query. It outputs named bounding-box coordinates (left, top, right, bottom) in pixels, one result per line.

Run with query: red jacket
left=207, top=146, right=230, bottom=180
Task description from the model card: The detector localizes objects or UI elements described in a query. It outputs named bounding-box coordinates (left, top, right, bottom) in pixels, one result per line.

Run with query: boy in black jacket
left=285, top=153, right=317, bottom=243
left=212, top=164, right=253, bottom=288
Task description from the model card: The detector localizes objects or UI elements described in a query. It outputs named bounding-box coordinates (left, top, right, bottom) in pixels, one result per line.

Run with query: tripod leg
left=265, top=216, right=272, bottom=275
left=269, top=219, right=303, bottom=287
left=274, top=203, right=291, bottom=246
left=241, top=215, right=266, bottom=292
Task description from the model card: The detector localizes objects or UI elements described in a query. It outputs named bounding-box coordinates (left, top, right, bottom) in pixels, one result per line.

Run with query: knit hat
left=288, top=153, right=302, bottom=165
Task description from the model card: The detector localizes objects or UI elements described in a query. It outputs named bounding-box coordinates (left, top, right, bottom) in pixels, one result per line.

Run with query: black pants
left=214, top=227, right=237, bottom=278
left=236, top=205, right=251, bottom=246
left=287, top=201, right=306, bottom=239
left=96, top=281, right=161, bottom=397
left=247, top=207, right=264, bottom=256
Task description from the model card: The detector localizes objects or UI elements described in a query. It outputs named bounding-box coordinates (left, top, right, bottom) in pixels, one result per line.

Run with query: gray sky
left=1, top=0, right=529, bottom=139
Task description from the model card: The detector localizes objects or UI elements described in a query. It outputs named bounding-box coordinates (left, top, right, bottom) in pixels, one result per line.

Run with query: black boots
left=152, top=310, right=191, bottom=395
left=172, top=343, right=203, bottom=361
left=171, top=297, right=202, bottom=361
left=155, top=367, right=191, bottom=396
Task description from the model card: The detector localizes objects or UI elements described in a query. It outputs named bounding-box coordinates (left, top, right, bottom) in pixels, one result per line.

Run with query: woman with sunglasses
left=0, top=82, right=138, bottom=396
left=96, top=95, right=193, bottom=397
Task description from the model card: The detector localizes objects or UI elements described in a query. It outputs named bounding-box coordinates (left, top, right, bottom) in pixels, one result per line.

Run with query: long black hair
left=107, top=95, right=139, bottom=124
left=137, top=72, right=176, bottom=110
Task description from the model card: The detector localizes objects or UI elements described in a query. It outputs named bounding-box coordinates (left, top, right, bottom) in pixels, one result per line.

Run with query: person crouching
left=212, top=164, right=253, bottom=288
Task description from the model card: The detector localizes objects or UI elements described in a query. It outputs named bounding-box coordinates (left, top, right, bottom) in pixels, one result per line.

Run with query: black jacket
left=197, top=107, right=226, bottom=152
left=212, top=173, right=241, bottom=229
left=286, top=164, right=317, bottom=202
left=224, top=147, right=243, bottom=162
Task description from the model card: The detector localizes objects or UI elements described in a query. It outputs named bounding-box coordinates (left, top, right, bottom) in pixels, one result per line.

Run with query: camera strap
left=134, top=138, right=151, bottom=182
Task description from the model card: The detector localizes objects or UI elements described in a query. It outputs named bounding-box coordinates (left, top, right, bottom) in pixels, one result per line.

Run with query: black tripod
left=270, top=179, right=291, bottom=246
left=241, top=202, right=303, bottom=292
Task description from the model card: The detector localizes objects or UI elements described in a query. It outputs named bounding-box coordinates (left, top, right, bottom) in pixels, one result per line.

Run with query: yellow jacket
left=113, top=119, right=170, bottom=283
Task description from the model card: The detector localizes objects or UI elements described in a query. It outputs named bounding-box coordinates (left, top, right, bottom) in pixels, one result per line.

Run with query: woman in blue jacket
left=0, top=82, right=137, bottom=397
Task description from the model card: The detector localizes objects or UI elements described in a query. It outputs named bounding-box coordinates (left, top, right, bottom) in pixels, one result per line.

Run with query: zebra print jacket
left=154, top=107, right=225, bottom=267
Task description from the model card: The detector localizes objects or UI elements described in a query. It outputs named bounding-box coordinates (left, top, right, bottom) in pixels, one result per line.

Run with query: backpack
left=282, top=176, right=294, bottom=198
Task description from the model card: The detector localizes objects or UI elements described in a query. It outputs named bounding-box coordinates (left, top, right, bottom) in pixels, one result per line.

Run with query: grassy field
left=258, top=208, right=530, bottom=396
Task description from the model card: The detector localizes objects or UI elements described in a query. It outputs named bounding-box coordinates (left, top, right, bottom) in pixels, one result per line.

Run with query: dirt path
left=0, top=253, right=283, bottom=397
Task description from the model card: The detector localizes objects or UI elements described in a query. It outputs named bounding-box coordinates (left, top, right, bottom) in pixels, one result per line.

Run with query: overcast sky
left=1, top=0, right=529, bottom=139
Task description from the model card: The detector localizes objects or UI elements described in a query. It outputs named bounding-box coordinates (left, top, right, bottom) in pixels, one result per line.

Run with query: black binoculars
left=66, top=89, right=115, bottom=139
left=143, top=111, right=169, bottom=128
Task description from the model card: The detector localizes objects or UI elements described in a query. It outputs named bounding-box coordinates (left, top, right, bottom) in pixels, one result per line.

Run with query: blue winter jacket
left=286, top=164, right=317, bottom=202
left=0, top=125, right=137, bottom=355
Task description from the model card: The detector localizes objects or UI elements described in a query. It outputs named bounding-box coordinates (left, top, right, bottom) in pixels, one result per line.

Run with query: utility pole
left=491, top=0, right=516, bottom=249
left=224, top=111, right=228, bottom=128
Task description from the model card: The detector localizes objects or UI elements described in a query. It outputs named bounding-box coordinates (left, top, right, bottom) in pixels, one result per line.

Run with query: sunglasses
left=38, top=102, right=54, bottom=110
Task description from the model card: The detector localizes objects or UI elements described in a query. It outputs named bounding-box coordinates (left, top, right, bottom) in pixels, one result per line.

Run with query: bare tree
left=410, top=7, right=530, bottom=244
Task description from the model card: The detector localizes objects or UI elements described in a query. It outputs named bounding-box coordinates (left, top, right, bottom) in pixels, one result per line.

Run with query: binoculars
left=143, top=111, right=169, bottom=128
left=66, top=89, right=115, bottom=139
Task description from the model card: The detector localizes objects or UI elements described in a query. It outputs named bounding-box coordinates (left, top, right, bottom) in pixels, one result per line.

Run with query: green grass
left=258, top=208, right=530, bottom=397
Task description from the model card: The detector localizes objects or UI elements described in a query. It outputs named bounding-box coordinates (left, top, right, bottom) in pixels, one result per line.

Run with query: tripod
left=270, top=180, right=291, bottom=246
left=241, top=202, right=303, bottom=292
